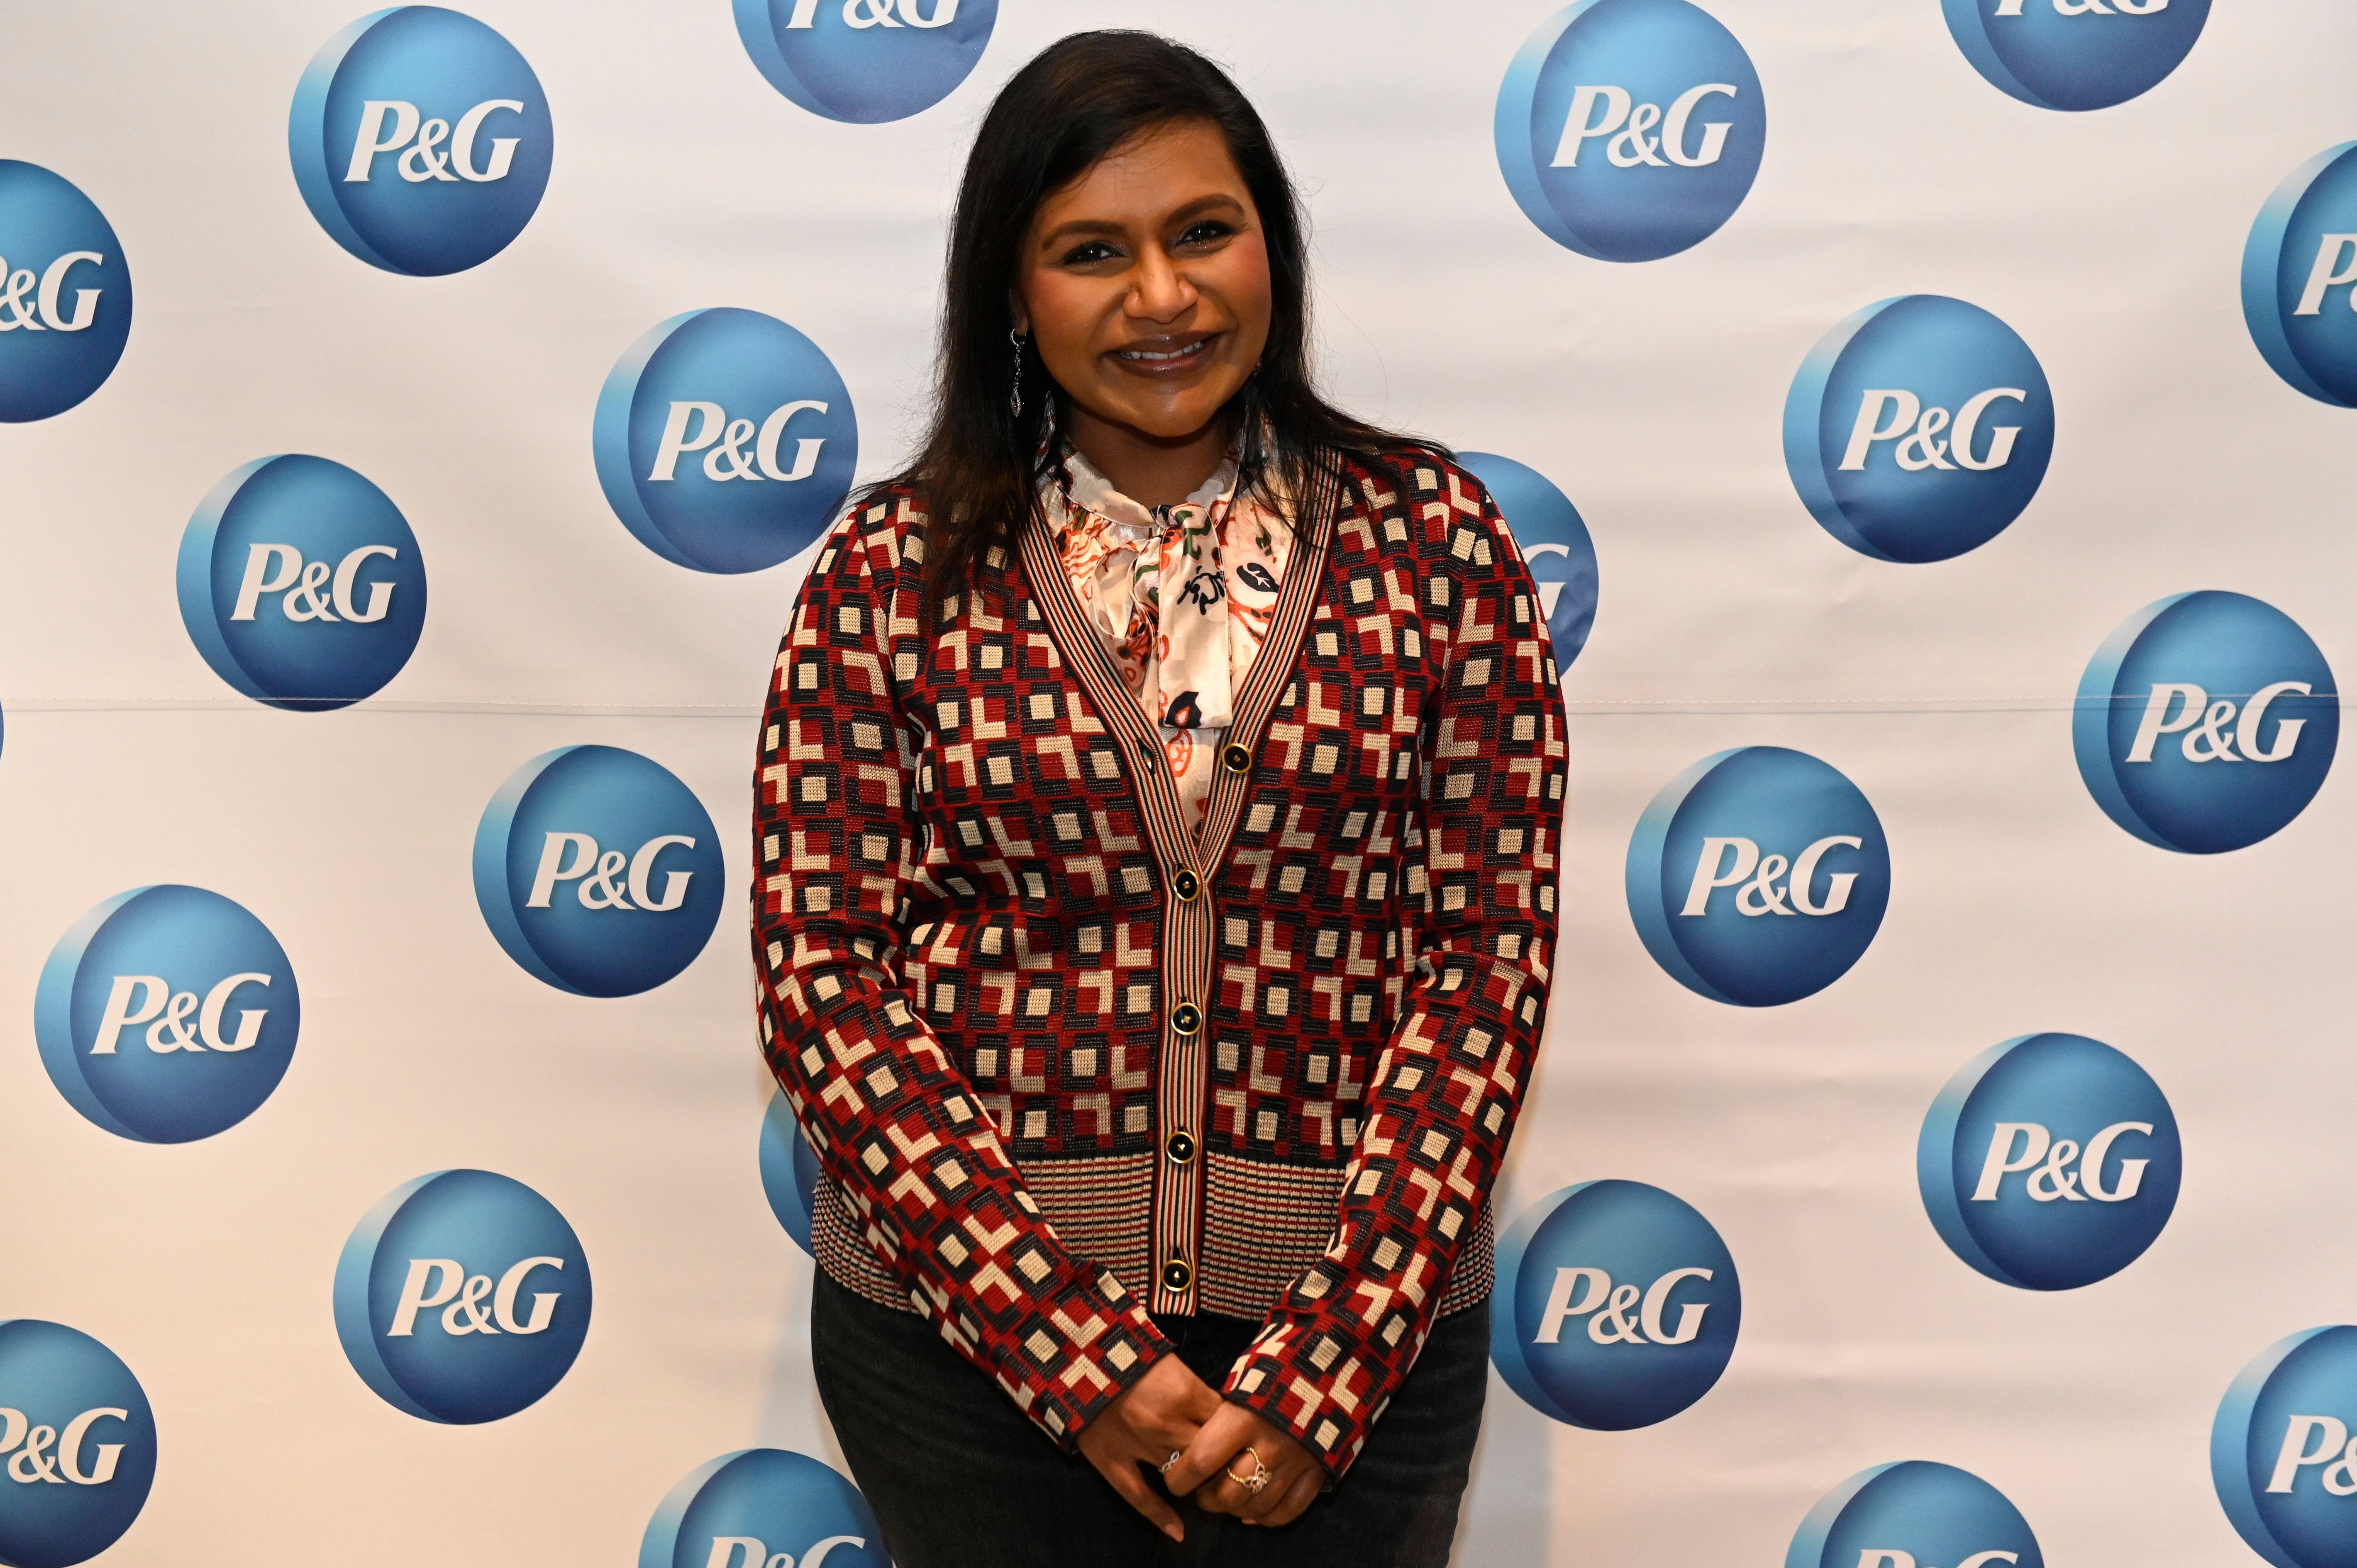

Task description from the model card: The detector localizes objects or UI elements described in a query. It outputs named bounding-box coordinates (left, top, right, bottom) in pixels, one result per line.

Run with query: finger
left=1258, top=1467, right=1323, bottom=1529
left=1241, top=1455, right=1317, bottom=1522
left=1163, top=1405, right=1258, bottom=1495
left=1094, top=1452, right=1185, bottom=1542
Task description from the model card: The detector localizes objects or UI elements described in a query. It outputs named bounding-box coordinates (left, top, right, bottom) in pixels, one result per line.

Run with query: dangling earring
left=1009, top=329, right=1026, bottom=418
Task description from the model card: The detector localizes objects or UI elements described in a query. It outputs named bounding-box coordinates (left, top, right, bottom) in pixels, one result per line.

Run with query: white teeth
left=1118, top=339, right=1209, bottom=363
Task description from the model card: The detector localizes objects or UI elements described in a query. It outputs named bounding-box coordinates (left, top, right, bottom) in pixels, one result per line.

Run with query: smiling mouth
left=1111, top=334, right=1220, bottom=373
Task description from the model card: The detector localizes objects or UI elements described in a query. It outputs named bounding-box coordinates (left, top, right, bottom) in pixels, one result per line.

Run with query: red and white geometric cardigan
left=753, top=450, right=1567, bottom=1479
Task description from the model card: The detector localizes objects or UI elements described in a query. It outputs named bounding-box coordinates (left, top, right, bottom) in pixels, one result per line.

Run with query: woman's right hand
left=1075, top=1352, right=1224, bottom=1541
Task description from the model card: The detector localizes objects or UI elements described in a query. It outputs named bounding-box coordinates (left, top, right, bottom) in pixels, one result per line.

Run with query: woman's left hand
left=1162, top=1402, right=1323, bottom=1529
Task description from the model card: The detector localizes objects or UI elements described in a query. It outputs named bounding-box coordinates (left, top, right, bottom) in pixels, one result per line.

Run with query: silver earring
left=1009, top=329, right=1025, bottom=418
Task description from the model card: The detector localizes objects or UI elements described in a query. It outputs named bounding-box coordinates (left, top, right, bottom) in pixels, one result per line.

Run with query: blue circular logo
left=2245, top=143, right=2357, bottom=409
left=289, top=7, right=553, bottom=276
left=1943, top=0, right=2208, bottom=112
left=473, top=746, right=725, bottom=997
left=643, top=1449, right=886, bottom=1568
left=2214, top=1327, right=2357, bottom=1568
left=1788, top=1462, right=2044, bottom=1568
left=759, top=1092, right=820, bottom=1258
left=176, top=455, right=427, bottom=711
left=1786, top=295, right=2056, bottom=563
left=1460, top=452, right=1599, bottom=673
left=1496, top=0, right=1766, bottom=263
left=734, top=0, right=996, bottom=125
left=2075, top=592, right=2337, bottom=854
left=334, top=1169, right=590, bottom=1424
left=1491, top=1180, right=1739, bottom=1431
left=0, top=1322, right=156, bottom=1568
left=34, top=886, right=299, bottom=1145
left=0, top=162, right=132, bottom=424
left=594, top=309, right=858, bottom=574
left=1627, top=746, right=1890, bottom=1007
left=1918, top=1033, right=2181, bottom=1292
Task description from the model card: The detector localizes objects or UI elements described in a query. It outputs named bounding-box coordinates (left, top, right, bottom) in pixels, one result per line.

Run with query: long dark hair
left=882, top=29, right=1447, bottom=601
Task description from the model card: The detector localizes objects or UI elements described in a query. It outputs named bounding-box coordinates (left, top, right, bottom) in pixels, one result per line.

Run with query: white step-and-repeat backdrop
left=2, top=2, right=2354, bottom=1563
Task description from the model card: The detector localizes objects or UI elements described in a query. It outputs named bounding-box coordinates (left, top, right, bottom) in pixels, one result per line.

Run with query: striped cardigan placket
left=1020, top=476, right=1336, bottom=1317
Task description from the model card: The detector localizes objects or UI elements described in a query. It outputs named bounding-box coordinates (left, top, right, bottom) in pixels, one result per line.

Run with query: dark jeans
left=811, top=1269, right=1488, bottom=1568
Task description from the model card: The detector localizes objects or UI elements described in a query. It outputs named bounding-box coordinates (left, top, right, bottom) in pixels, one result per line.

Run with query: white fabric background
left=0, top=2, right=2351, bottom=1561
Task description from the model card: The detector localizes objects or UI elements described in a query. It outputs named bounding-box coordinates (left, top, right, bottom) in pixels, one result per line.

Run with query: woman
left=754, top=30, right=1566, bottom=1567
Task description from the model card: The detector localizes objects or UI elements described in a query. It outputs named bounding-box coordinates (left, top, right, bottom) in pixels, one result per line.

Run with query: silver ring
left=1159, top=1449, right=1183, bottom=1474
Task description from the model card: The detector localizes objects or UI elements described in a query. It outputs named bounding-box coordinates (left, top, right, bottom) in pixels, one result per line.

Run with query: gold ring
left=1225, top=1445, right=1271, bottom=1495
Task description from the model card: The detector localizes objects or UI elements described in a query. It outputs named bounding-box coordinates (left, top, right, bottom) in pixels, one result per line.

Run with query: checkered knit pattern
left=754, top=450, right=1566, bottom=1478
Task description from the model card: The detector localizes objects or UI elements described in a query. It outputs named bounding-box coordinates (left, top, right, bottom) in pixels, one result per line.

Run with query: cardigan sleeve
left=1219, top=471, right=1567, bottom=1479
left=754, top=498, right=1172, bottom=1450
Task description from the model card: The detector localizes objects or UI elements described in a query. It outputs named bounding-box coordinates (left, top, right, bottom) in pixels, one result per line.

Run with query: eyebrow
left=1037, top=193, right=1248, bottom=249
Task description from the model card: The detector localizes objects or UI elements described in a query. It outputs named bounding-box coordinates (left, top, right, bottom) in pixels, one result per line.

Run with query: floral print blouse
left=1051, top=446, right=1293, bottom=836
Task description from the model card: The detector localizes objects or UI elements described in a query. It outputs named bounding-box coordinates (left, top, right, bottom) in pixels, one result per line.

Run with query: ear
left=1008, top=290, right=1031, bottom=338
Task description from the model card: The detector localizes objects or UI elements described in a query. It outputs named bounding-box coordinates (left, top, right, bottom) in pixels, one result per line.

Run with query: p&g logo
left=2215, top=1325, right=2357, bottom=1568
left=35, top=886, right=300, bottom=1145
left=335, top=1169, right=591, bottom=1424
left=1495, top=0, right=1766, bottom=263
left=1786, top=296, right=2055, bottom=563
left=734, top=0, right=995, bottom=125
left=641, top=1448, right=886, bottom=1568
left=176, top=455, right=427, bottom=711
left=1460, top=451, right=1599, bottom=673
left=1788, top=1461, right=2043, bottom=1568
left=760, top=1091, right=820, bottom=1257
left=2245, top=143, right=2357, bottom=409
left=596, top=309, right=858, bottom=574
left=1943, top=0, right=2208, bottom=112
left=0, top=161, right=131, bottom=424
left=474, top=745, right=725, bottom=997
left=2074, top=591, right=2337, bottom=854
left=1627, top=746, right=1890, bottom=1007
left=290, top=7, right=553, bottom=276
left=0, top=1322, right=157, bottom=1568
left=1918, top=1033, right=2181, bottom=1291
left=1491, top=1180, right=1739, bottom=1430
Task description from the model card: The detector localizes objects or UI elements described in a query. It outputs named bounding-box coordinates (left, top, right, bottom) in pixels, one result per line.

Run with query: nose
left=1126, top=245, right=1196, bottom=324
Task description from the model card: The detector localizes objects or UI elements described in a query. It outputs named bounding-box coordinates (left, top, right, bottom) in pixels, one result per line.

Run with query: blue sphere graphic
left=1786, top=295, right=2055, bottom=563
left=2246, top=143, right=2357, bottom=408
left=473, top=745, right=726, bottom=997
left=176, top=455, right=428, bottom=711
left=1918, top=1033, right=2181, bottom=1291
left=595, top=308, right=858, bottom=573
left=334, top=1169, right=592, bottom=1424
left=642, top=1448, right=888, bottom=1568
left=1788, top=1461, right=2044, bottom=1568
left=34, top=885, right=300, bottom=1145
left=1491, top=1180, right=1740, bottom=1430
left=734, top=0, right=996, bottom=125
left=2215, top=1326, right=2357, bottom=1568
left=290, top=7, right=553, bottom=276
left=1627, top=746, right=1891, bottom=1007
left=759, top=1091, right=821, bottom=1257
left=1943, top=0, right=2208, bottom=112
left=0, top=161, right=132, bottom=423
left=0, top=1321, right=157, bottom=1568
left=1496, top=0, right=1766, bottom=263
left=1459, top=452, right=1599, bottom=673
left=2075, top=591, right=2337, bottom=854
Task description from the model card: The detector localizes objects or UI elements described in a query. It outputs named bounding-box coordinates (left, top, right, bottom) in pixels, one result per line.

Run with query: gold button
left=1161, top=1258, right=1193, bottom=1291
left=1170, top=1002, right=1203, bottom=1036
left=1220, top=742, right=1253, bottom=773
left=1172, top=868, right=1201, bottom=902
left=1165, top=1131, right=1196, bottom=1164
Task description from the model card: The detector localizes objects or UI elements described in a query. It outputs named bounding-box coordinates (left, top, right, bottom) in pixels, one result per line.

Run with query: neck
left=1063, top=402, right=1230, bottom=507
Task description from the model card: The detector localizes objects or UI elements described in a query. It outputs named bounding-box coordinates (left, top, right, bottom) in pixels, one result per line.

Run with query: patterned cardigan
left=753, top=450, right=1567, bottom=1479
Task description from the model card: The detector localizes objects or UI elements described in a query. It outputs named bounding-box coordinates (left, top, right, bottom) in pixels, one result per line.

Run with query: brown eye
left=1059, top=241, right=1119, bottom=266
left=1177, top=221, right=1233, bottom=248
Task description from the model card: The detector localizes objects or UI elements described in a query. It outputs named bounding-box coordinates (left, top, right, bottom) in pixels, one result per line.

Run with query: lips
left=1109, top=333, right=1220, bottom=375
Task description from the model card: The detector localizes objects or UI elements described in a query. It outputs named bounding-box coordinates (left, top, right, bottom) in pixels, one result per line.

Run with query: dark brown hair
left=879, top=29, right=1446, bottom=600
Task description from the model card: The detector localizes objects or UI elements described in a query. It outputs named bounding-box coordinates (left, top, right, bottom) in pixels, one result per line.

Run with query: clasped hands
left=1076, top=1353, right=1322, bottom=1541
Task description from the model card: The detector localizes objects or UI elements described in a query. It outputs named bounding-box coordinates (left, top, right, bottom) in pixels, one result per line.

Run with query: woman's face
left=1014, top=118, right=1273, bottom=446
